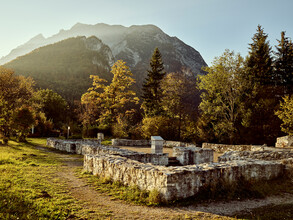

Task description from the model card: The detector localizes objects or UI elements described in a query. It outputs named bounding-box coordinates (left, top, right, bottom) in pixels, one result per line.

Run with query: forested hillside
left=4, top=36, right=113, bottom=102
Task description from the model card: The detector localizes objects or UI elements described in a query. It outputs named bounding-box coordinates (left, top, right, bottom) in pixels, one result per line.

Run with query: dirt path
left=54, top=154, right=196, bottom=219
left=38, top=146, right=293, bottom=219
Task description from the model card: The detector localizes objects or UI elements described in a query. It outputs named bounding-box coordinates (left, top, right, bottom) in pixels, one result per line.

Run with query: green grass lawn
left=0, top=138, right=103, bottom=219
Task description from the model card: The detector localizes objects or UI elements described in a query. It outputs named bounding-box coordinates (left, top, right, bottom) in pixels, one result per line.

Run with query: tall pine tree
left=274, top=31, right=293, bottom=96
left=244, top=25, right=281, bottom=145
left=141, top=48, right=166, bottom=116
left=247, top=25, right=273, bottom=85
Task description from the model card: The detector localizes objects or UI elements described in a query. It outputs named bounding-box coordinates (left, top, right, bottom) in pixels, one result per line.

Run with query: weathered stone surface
left=48, top=137, right=290, bottom=202
left=164, top=141, right=198, bottom=148
left=202, top=143, right=264, bottom=153
left=112, top=139, right=151, bottom=146
left=111, top=139, right=198, bottom=148
left=84, top=154, right=284, bottom=201
left=281, top=158, right=293, bottom=179
left=173, top=147, right=213, bottom=165
left=276, top=136, right=293, bottom=148
left=151, top=136, right=164, bottom=154
left=97, top=133, right=104, bottom=140
left=219, top=149, right=293, bottom=162
left=47, top=138, right=168, bottom=166
left=219, top=149, right=293, bottom=180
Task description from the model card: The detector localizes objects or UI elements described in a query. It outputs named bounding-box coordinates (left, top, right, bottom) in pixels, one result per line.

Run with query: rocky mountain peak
left=0, top=23, right=207, bottom=77
left=27, top=34, right=45, bottom=43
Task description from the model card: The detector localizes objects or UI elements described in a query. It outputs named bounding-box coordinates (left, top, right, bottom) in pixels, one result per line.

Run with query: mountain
left=2, top=23, right=207, bottom=101
left=4, top=36, right=114, bottom=102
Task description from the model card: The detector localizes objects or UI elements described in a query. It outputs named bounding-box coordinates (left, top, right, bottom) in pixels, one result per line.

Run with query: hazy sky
left=1, top=0, right=293, bottom=65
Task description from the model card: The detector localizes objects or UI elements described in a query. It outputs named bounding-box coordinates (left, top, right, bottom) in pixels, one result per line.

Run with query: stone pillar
left=97, top=133, right=104, bottom=141
left=151, top=136, right=164, bottom=154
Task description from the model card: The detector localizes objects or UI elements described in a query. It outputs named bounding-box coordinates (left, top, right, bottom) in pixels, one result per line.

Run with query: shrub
left=148, top=189, right=161, bottom=205
left=141, top=116, right=172, bottom=139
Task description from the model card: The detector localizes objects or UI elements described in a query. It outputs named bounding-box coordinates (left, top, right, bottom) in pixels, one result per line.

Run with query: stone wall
left=219, top=149, right=293, bottom=162
left=47, top=138, right=101, bottom=153
left=84, top=154, right=284, bottom=201
left=111, top=139, right=198, bottom=148
left=276, top=135, right=293, bottom=148
left=47, top=138, right=168, bottom=166
left=112, top=139, right=151, bottom=146
left=202, top=143, right=265, bottom=153
left=173, top=147, right=214, bottom=165
left=164, top=141, right=198, bottom=148
left=281, top=158, right=293, bottom=179
left=219, top=149, right=293, bottom=180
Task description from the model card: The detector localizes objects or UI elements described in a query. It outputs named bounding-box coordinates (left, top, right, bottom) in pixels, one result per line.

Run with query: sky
left=1, top=0, right=293, bottom=65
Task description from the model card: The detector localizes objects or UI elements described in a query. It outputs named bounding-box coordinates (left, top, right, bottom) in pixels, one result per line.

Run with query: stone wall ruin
left=111, top=138, right=199, bottom=148
left=173, top=146, right=213, bottom=165
left=83, top=154, right=283, bottom=201
left=47, top=138, right=292, bottom=202
left=202, top=143, right=265, bottom=153
left=47, top=138, right=168, bottom=166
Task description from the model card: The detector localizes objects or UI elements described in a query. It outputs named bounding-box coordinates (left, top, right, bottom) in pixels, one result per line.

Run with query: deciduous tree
left=0, top=67, right=35, bottom=140
left=197, top=50, right=249, bottom=144
left=275, top=95, right=293, bottom=135
left=161, top=72, right=198, bottom=140
left=81, top=60, right=139, bottom=131
left=33, top=89, right=68, bottom=130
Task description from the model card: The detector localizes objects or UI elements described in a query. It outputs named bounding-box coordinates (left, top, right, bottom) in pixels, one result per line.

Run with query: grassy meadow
left=0, top=138, right=110, bottom=219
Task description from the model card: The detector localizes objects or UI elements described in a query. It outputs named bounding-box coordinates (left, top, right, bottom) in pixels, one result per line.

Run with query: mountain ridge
left=0, top=23, right=207, bottom=75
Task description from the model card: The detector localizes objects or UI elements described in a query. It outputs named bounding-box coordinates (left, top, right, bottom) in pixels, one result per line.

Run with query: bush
left=111, top=121, right=128, bottom=138
left=111, top=112, right=143, bottom=139
left=141, top=116, right=173, bottom=139
left=148, top=189, right=161, bottom=205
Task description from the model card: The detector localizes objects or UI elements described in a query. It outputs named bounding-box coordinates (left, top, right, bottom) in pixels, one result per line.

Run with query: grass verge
left=0, top=138, right=110, bottom=219
left=79, top=171, right=161, bottom=206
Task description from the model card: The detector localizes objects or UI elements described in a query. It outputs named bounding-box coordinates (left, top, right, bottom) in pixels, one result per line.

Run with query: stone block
left=151, top=136, right=164, bottom=154
left=173, top=147, right=214, bottom=165
left=276, top=135, right=293, bottom=148
left=97, top=133, right=104, bottom=141
left=112, top=139, right=150, bottom=146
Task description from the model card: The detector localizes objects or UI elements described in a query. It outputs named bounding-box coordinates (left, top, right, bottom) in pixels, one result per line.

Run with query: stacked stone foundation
left=47, top=138, right=168, bottom=166
left=219, top=149, right=293, bottom=180
left=202, top=143, right=265, bottom=153
left=112, top=138, right=199, bottom=148
left=47, top=138, right=289, bottom=201
left=84, top=154, right=283, bottom=201
left=173, top=146, right=213, bottom=165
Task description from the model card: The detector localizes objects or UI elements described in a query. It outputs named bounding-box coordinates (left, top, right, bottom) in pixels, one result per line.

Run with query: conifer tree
left=141, top=48, right=166, bottom=116
left=244, top=25, right=280, bottom=145
left=274, top=31, right=293, bottom=96
left=247, top=25, right=273, bottom=85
